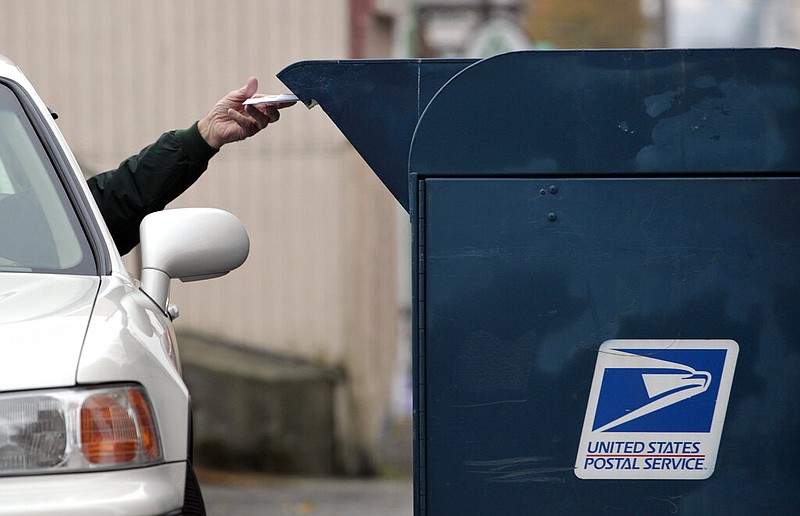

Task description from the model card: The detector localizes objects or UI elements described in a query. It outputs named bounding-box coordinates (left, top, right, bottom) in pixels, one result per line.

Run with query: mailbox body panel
left=419, top=177, right=800, bottom=515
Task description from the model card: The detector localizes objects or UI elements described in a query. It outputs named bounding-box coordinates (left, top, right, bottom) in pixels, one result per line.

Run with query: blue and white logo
left=575, top=340, right=738, bottom=480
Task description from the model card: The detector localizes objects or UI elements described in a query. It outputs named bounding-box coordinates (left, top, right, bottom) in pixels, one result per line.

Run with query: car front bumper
left=0, top=462, right=186, bottom=516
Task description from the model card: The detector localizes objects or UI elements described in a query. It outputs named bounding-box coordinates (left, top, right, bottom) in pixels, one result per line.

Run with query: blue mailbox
left=279, top=48, right=800, bottom=515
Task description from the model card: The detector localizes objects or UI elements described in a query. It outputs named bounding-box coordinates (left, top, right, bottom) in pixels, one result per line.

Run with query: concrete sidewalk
left=199, top=471, right=412, bottom=516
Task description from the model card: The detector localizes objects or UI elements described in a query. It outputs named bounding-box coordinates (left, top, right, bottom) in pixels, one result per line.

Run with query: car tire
left=182, top=463, right=206, bottom=516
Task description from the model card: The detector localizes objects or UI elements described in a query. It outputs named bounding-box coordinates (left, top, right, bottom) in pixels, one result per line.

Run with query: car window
left=0, top=83, right=95, bottom=274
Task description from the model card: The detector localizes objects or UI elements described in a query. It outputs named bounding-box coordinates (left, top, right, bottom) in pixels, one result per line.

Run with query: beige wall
left=0, top=0, right=402, bottom=472
left=759, top=0, right=800, bottom=47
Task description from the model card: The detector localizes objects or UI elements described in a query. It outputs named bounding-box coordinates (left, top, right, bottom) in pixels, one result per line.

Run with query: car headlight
left=0, top=384, right=162, bottom=476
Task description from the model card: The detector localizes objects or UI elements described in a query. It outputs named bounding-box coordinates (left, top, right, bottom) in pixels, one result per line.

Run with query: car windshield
left=0, top=82, right=95, bottom=274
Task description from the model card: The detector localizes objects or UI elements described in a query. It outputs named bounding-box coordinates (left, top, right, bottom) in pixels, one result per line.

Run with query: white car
left=0, top=56, right=249, bottom=515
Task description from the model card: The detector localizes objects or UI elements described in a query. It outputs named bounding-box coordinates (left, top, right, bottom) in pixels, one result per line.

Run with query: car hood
left=0, top=274, right=99, bottom=391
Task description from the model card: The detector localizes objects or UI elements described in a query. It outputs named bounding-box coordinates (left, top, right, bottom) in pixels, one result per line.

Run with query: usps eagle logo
left=575, top=340, right=738, bottom=480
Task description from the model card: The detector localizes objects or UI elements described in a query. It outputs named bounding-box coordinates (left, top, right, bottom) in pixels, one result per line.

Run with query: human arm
left=87, top=77, right=292, bottom=255
left=87, top=122, right=217, bottom=255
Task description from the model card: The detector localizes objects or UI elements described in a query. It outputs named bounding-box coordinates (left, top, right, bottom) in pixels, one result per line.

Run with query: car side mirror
left=138, top=208, right=250, bottom=311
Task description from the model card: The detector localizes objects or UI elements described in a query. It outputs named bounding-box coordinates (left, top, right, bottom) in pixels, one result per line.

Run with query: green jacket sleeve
left=87, top=122, right=218, bottom=255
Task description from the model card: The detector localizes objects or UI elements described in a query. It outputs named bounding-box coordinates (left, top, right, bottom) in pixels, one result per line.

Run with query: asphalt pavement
left=198, top=471, right=412, bottom=516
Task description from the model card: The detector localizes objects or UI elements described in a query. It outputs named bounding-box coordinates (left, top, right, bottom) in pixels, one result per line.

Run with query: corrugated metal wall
left=0, top=0, right=401, bottom=471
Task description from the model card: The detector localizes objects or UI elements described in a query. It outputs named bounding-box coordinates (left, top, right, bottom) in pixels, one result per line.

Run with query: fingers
left=230, top=77, right=259, bottom=103
left=250, top=104, right=281, bottom=123
left=227, top=105, right=279, bottom=135
left=226, top=109, right=259, bottom=135
left=207, top=77, right=290, bottom=146
left=242, top=77, right=258, bottom=97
